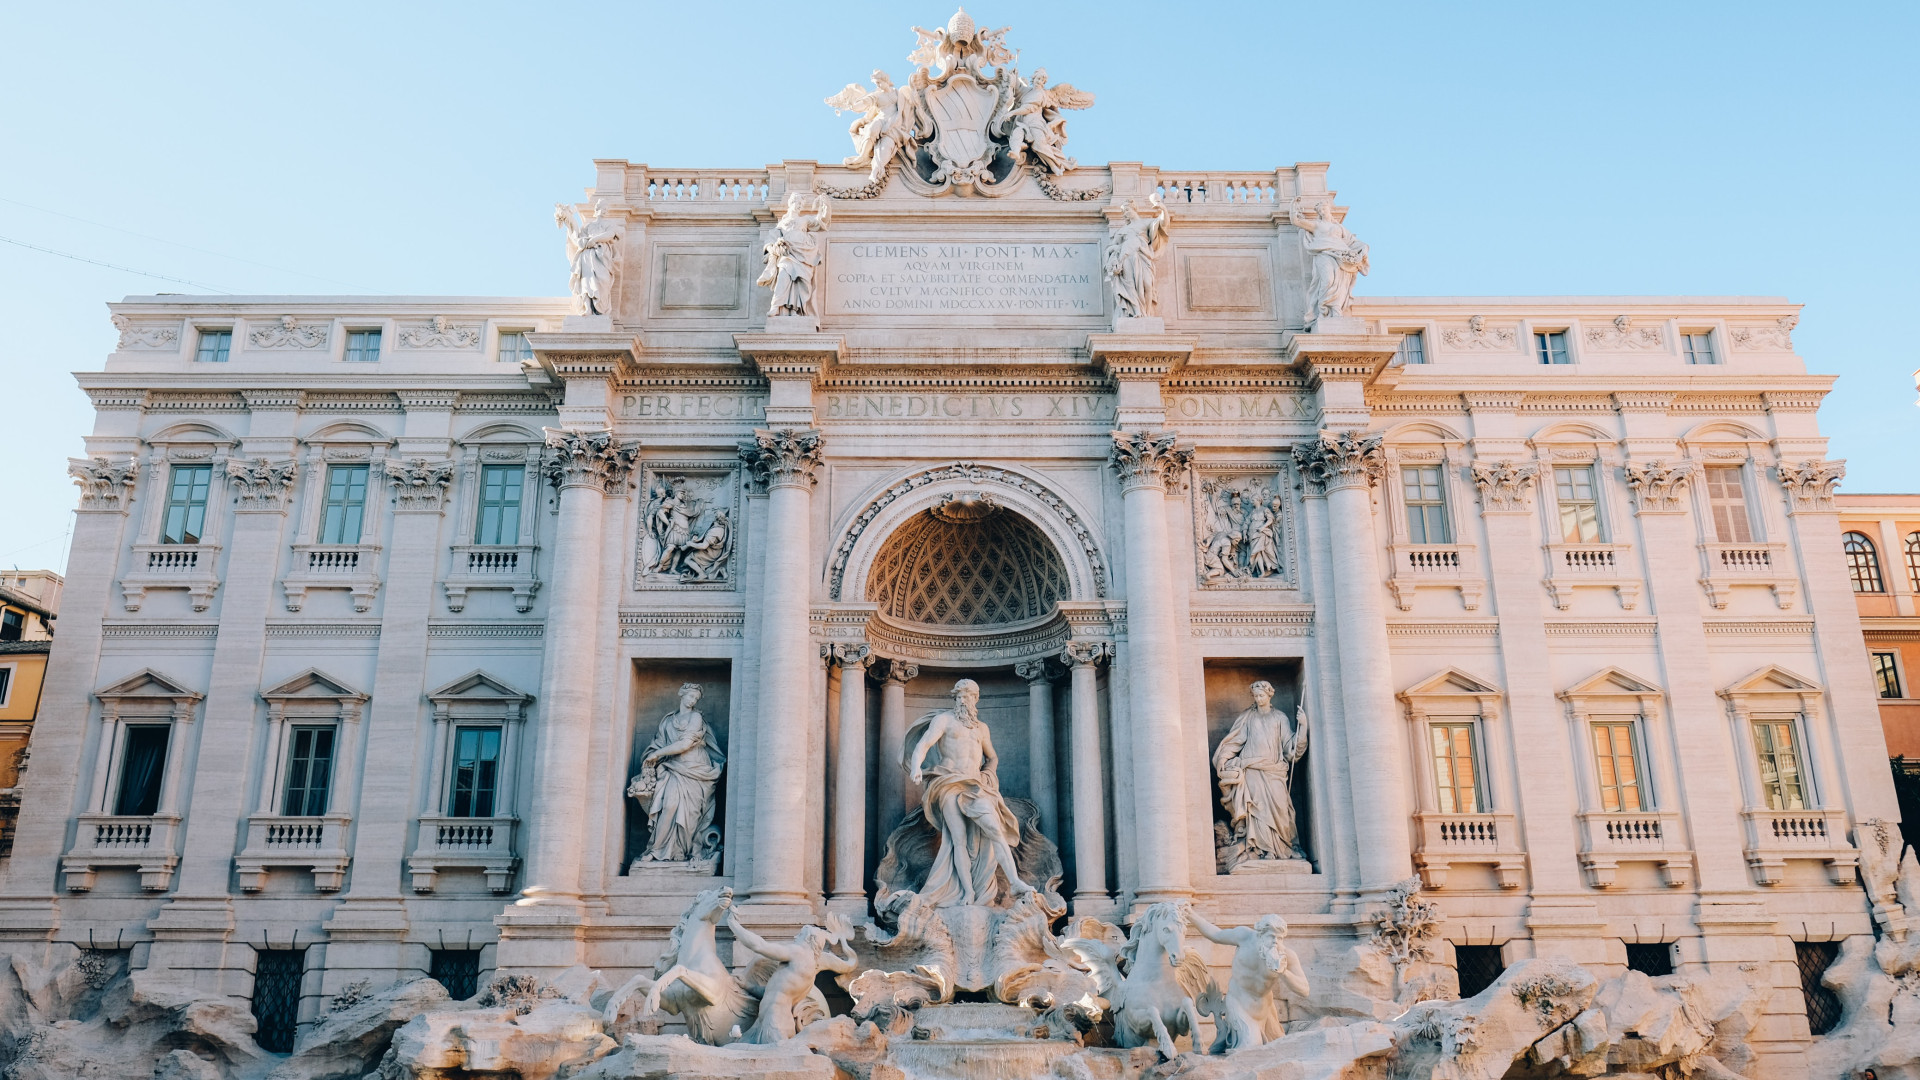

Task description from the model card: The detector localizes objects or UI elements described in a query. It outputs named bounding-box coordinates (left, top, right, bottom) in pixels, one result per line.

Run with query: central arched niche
left=866, top=494, right=1070, bottom=627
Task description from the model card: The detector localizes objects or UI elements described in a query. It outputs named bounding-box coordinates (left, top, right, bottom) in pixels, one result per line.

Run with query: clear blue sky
left=3, top=1, right=1915, bottom=574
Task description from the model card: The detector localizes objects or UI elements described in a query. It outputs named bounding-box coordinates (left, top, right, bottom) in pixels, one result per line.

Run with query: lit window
left=1396, top=331, right=1426, bottom=365
left=1682, top=332, right=1716, bottom=365
left=195, top=329, right=232, bottom=363
left=344, top=330, right=382, bottom=363
left=1429, top=722, right=1483, bottom=814
left=1704, top=465, right=1754, bottom=543
left=1872, top=652, right=1903, bottom=699
left=114, top=724, right=170, bottom=816
left=1554, top=465, right=1604, bottom=543
left=162, top=465, right=213, bottom=545
left=1591, top=721, right=1645, bottom=812
left=499, top=332, right=534, bottom=365
left=1536, top=331, right=1571, bottom=365
left=319, top=465, right=369, bottom=545
left=1905, top=532, right=1920, bottom=591
left=1751, top=719, right=1807, bottom=810
left=1843, top=532, right=1883, bottom=593
left=475, top=464, right=524, bottom=545
left=448, top=726, right=502, bottom=817
left=1401, top=465, right=1451, bottom=544
left=282, top=726, right=336, bottom=816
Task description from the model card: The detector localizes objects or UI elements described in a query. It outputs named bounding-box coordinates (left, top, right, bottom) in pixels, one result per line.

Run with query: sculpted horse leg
left=1180, top=996, right=1206, bottom=1055
left=1149, top=1010, right=1179, bottom=1061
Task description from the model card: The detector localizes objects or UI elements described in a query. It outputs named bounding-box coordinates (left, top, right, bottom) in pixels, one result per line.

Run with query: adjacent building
left=1835, top=492, right=1920, bottom=847
left=0, top=570, right=60, bottom=857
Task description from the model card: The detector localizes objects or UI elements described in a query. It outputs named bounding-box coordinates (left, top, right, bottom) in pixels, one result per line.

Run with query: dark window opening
left=0, top=609, right=22, bottom=641
left=251, top=948, right=306, bottom=1053
left=282, top=726, right=335, bottom=816
left=114, top=725, right=170, bottom=816
left=448, top=726, right=501, bottom=818
left=1625, top=941, right=1674, bottom=977
left=429, top=948, right=483, bottom=1001
left=1454, top=943, right=1505, bottom=998
left=1795, top=940, right=1843, bottom=1036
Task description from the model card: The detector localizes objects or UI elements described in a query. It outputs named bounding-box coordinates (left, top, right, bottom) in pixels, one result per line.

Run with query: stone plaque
left=1184, top=254, right=1270, bottom=311
left=827, top=241, right=1102, bottom=315
left=660, top=253, right=743, bottom=310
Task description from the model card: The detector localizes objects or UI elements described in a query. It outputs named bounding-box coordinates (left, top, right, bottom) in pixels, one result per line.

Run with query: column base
left=1072, top=892, right=1119, bottom=920
left=826, top=894, right=870, bottom=921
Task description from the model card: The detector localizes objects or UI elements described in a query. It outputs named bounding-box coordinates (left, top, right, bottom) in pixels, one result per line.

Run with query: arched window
left=1906, top=532, right=1920, bottom=592
left=1843, top=532, right=1883, bottom=593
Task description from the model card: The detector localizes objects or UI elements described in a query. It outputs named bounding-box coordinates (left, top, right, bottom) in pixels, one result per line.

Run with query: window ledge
left=1387, top=544, right=1484, bottom=611
left=1543, top=543, right=1639, bottom=610
left=284, top=544, right=384, bottom=612
left=61, top=812, right=183, bottom=891
left=1738, top=807, right=1856, bottom=886
left=1412, top=811, right=1524, bottom=889
left=1575, top=809, right=1692, bottom=888
left=236, top=813, right=352, bottom=891
left=444, top=545, right=541, bottom=613
left=1698, top=541, right=1796, bottom=610
left=407, top=815, right=519, bottom=893
left=122, top=544, right=223, bottom=612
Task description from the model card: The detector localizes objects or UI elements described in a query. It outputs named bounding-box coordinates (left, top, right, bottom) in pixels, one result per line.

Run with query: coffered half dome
left=866, top=499, right=1070, bottom=627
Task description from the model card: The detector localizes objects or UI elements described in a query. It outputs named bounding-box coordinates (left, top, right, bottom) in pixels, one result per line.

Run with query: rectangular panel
left=1184, top=254, right=1269, bottom=311
left=660, top=253, right=743, bottom=310
left=825, top=241, right=1102, bottom=316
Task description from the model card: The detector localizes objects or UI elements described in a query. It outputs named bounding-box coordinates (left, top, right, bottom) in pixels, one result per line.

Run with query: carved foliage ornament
left=1292, top=430, right=1383, bottom=493
left=543, top=427, right=640, bottom=494
left=383, top=458, right=455, bottom=511
left=1731, top=315, right=1797, bottom=352
left=1109, top=430, right=1192, bottom=493
left=1582, top=315, right=1663, bottom=351
left=69, top=457, right=137, bottom=511
left=738, top=427, right=824, bottom=489
left=1441, top=315, right=1517, bottom=351
left=1470, top=460, right=1538, bottom=512
left=111, top=315, right=178, bottom=350
left=1622, top=459, right=1697, bottom=513
left=397, top=316, right=481, bottom=349
left=249, top=315, right=329, bottom=350
left=1777, top=459, right=1844, bottom=511
left=225, top=458, right=298, bottom=511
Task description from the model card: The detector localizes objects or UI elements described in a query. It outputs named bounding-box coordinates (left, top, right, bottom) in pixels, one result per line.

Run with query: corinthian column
left=1061, top=640, right=1110, bottom=914
left=876, top=660, right=919, bottom=841
left=827, top=643, right=873, bottom=912
left=739, top=427, right=824, bottom=908
left=520, top=428, right=637, bottom=912
left=1294, top=429, right=1412, bottom=894
left=1015, top=659, right=1058, bottom=841
left=1109, top=430, right=1194, bottom=903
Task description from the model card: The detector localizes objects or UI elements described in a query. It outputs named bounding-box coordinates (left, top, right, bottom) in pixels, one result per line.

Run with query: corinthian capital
left=1777, top=459, right=1845, bottom=513
left=1470, top=460, right=1538, bottom=512
left=739, top=428, right=824, bottom=490
left=225, top=458, right=299, bottom=512
left=882, top=660, right=919, bottom=685
left=1622, top=459, right=1698, bottom=514
left=1109, top=430, right=1192, bottom=493
left=69, top=456, right=138, bottom=512
left=383, top=458, right=456, bottom=512
left=542, top=427, right=640, bottom=494
left=1293, top=429, right=1383, bottom=493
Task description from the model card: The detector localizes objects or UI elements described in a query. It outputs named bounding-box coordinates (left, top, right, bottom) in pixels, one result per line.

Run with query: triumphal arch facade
left=2, top=12, right=1912, bottom=1079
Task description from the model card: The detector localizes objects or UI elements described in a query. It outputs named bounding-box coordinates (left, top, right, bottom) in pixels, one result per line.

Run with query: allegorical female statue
left=1213, top=681, right=1309, bottom=864
left=757, top=192, right=832, bottom=317
left=627, top=683, right=725, bottom=863
left=1102, top=195, right=1170, bottom=319
left=1296, top=200, right=1370, bottom=329
left=553, top=199, right=623, bottom=316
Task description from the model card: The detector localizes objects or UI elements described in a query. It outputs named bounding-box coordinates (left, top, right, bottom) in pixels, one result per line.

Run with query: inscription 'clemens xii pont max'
left=828, top=242, right=1103, bottom=314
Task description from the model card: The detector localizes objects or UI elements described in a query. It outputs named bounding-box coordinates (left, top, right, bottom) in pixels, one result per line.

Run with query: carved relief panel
left=1190, top=464, right=1297, bottom=589
left=635, top=462, right=741, bottom=589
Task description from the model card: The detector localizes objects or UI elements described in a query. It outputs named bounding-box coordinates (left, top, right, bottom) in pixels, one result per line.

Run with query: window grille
left=162, top=465, right=213, bottom=544
left=1401, top=466, right=1451, bottom=544
left=1554, top=465, right=1603, bottom=543
left=251, top=948, right=306, bottom=1053
left=430, top=948, right=483, bottom=1002
left=1535, top=331, right=1571, bottom=364
left=195, top=329, right=232, bottom=363
left=1794, top=940, right=1842, bottom=1036
left=319, top=465, right=369, bottom=545
left=1625, top=941, right=1674, bottom=977
left=1454, top=944, right=1504, bottom=998
left=475, top=465, right=524, bottom=545
left=1844, top=532, right=1883, bottom=592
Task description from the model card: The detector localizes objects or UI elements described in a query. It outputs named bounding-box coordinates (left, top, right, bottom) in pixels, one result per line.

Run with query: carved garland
left=828, top=461, right=1109, bottom=601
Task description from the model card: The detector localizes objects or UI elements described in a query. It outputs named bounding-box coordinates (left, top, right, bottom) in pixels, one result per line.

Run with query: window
left=474, top=464, right=524, bottom=545
left=1535, top=331, right=1571, bottom=364
left=1703, top=465, right=1754, bottom=543
left=1682, top=332, right=1716, bottom=365
left=1751, top=719, right=1808, bottom=810
left=1454, top=944, right=1505, bottom=998
left=1591, top=721, right=1646, bottom=812
left=0, top=665, right=11, bottom=706
left=1625, top=942, right=1675, bottom=977
left=1428, top=722, right=1483, bottom=814
left=1906, top=532, right=1920, bottom=591
left=498, top=331, right=534, bottom=365
left=161, top=464, right=213, bottom=545
left=194, top=329, right=232, bottom=363
left=1795, top=941, right=1842, bottom=1036
left=282, top=726, right=336, bottom=816
left=1401, top=465, right=1451, bottom=545
left=251, top=948, right=306, bottom=1053
left=0, top=609, right=20, bottom=642
left=114, top=724, right=170, bottom=816
left=448, top=726, right=502, bottom=817
left=1396, top=330, right=1426, bottom=365
left=429, top=949, right=483, bottom=1001
left=1872, top=652, right=1903, bottom=699
left=344, top=329, right=382, bottom=363
left=1843, top=532, right=1883, bottom=593
left=1554, top=465, right=1604, bottom=543
left=318, top=465, right=369, bottom=544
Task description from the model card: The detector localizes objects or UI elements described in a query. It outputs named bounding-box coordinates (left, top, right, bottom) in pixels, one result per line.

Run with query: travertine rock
left=1, top=968, right=264, bottom=1080
left=268, top=978, right=449, bottom=1080
left=571, top=1033, right=836, bottom=1080
left=1389, top=959, right=1597, bottom=1080
left=376, top=996, right=615, bottom=1080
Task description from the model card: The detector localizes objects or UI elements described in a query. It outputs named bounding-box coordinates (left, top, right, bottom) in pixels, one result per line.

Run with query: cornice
left=1087, top=334, right=1196, bottom=381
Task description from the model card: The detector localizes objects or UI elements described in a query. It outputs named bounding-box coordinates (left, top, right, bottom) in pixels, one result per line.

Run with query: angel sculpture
left=825, top=69, right=931, bottom=184
left=756, top=192, right=832, bottom=318
left=998, top=68, right=1094, bottom=175
left=726, top=910, right=858, bottom=1043
left=1102, top=195, right=1171, bottom=319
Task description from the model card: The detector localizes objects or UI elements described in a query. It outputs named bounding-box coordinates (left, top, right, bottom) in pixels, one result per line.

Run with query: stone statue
left=643, top=475, right=733, bottom=583
left=1187, top=909, right=1309, bottom=1052
left=725, top=910, right=857, bottom=1044
left=825, top=69, right=931, bottom=184
left=1199, top=485, right=1248, bottom=582
left=756, top=192, right=831, bottom=317
left=627, top=684, right=724, bottom=863
left=903, top=678, right=1036, bottom=907
left=642, top=887, right=758, bottom=1044
left=554, top=199, right=623, bottom=317
left=1296, top=200, right=1369, bottom=329
left=999, top=68, right=1094, bottom=175
left=1243, top=489, right=1283, bottom=578
left=1062, top=902, right=1211, bottom=1060
left=1213, top=683, right=1309, bottom=866
left=1102, top=195, right=1170, bottom=319
left=676, top=511, right=732, bottom=583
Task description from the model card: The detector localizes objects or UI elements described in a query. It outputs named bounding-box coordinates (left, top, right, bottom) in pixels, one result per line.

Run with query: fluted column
left=1109, top=430, right=1194, bottom=903
left=1016, top=659, right=1059, bottom=842
left=877, top=660, right=919, bottom=841
left=1295, top=429, right=1412, bottom=894
left=520, top=429, right=636, bottom=911
left=828, top=643, right=874, bottom=910
left=739, top=428, right=824, bottom=907
left=1062, top=640, right=1111, bottom=913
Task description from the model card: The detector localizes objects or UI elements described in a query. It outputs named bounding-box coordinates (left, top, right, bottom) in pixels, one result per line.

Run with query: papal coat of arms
left=823, top=8, right=1097, bottom=198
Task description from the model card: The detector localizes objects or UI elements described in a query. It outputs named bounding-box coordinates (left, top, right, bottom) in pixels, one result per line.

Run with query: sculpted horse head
left=656, top=886, right=732, bottom=975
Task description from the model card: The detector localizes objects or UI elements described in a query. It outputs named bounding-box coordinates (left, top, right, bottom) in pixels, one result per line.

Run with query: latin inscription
left=825, top=393, right=1112, bottom=420
left=1164, top=394, right=1316, bottom=420
left=829, top=242, right=1103, bottom=315
left=619, top=394, right=768, bottom=419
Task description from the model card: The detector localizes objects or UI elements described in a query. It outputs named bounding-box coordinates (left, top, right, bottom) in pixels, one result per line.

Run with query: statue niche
left=625, top=679, right=726, bottom=872
left=1208, top=671, right=1313, bottom=875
